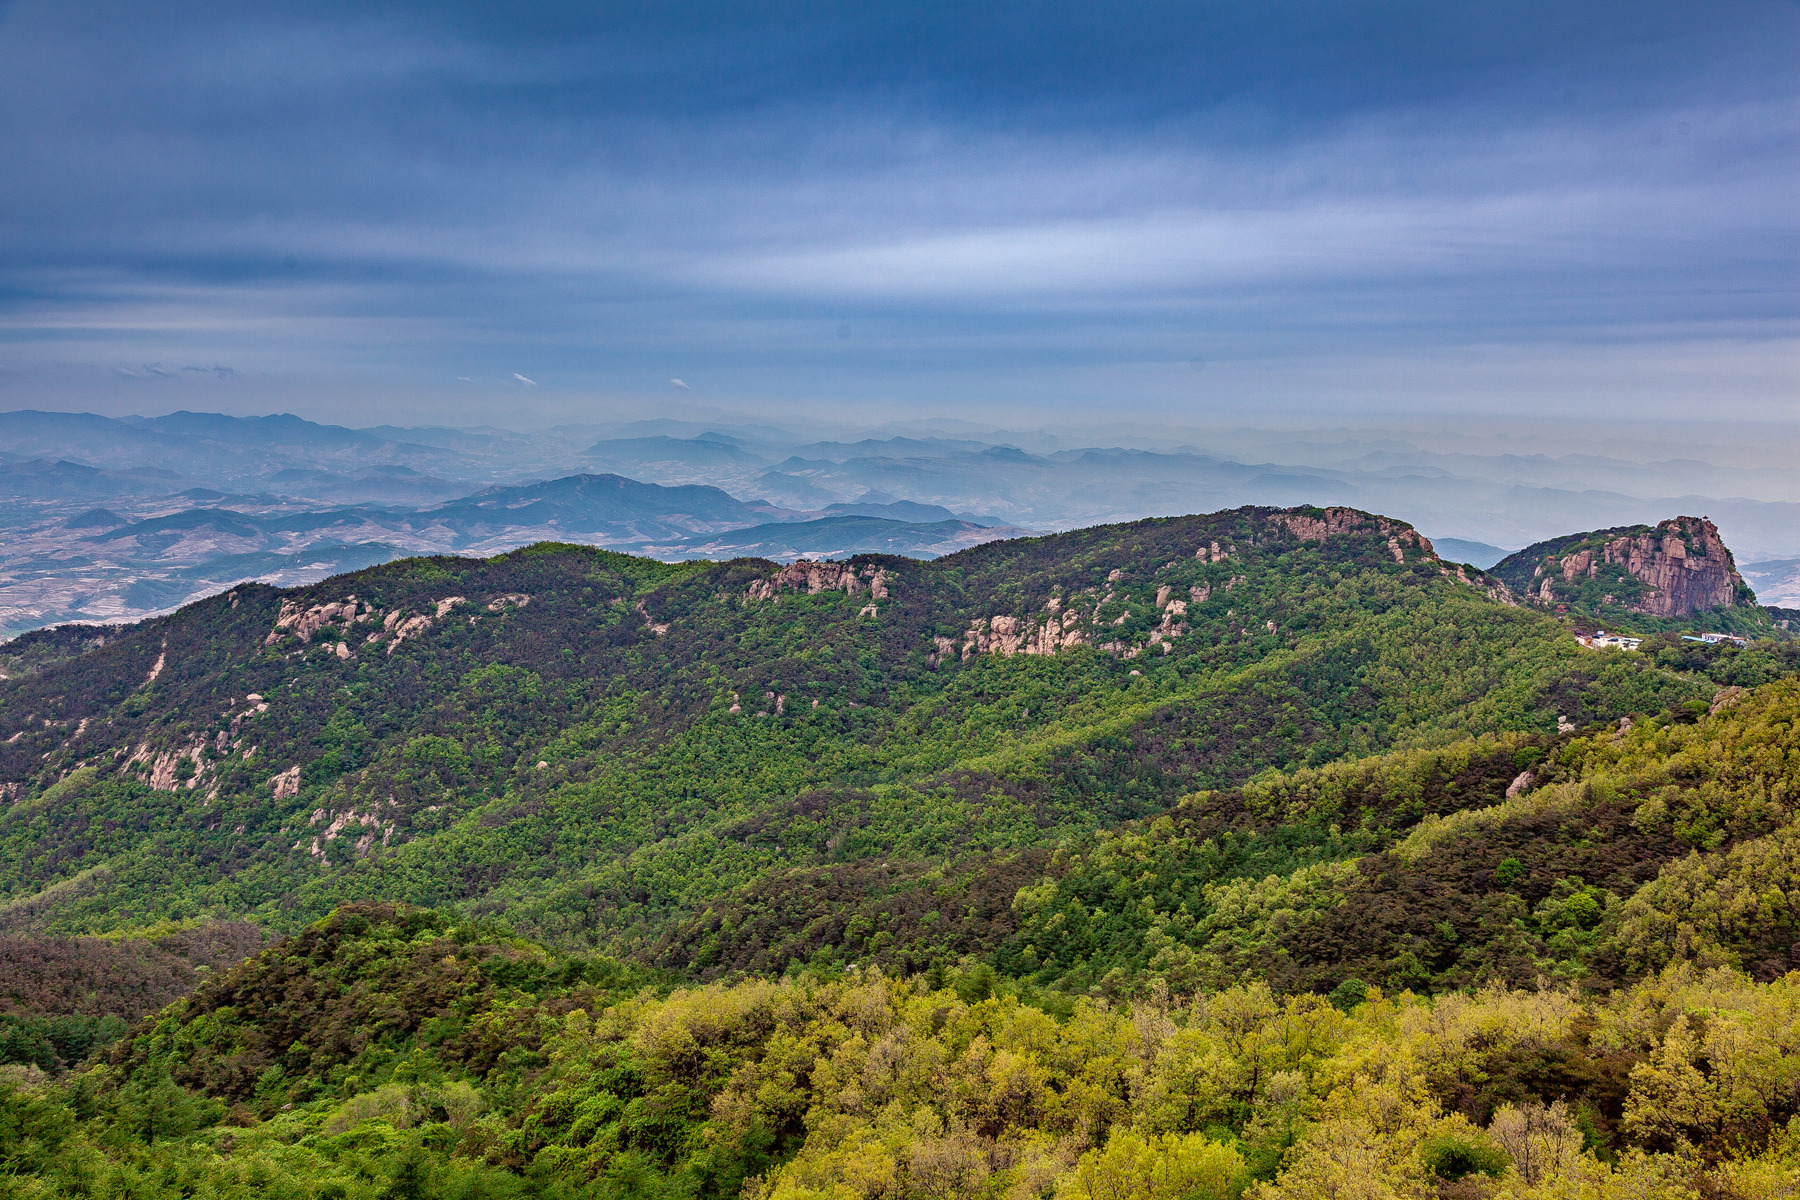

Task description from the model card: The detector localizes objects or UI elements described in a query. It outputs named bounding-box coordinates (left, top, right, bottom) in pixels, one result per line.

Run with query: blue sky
left=0, top=1, right=1793, bottom=430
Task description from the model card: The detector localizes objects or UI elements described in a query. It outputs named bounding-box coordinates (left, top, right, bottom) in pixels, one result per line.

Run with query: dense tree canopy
left=1, top=506, right=1796, bottom=1197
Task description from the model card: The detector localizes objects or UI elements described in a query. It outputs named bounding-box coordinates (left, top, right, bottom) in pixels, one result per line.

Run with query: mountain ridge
left=0, top=503, right=1742, bottom=952
left=0, top=505, right=1796, bottom=1198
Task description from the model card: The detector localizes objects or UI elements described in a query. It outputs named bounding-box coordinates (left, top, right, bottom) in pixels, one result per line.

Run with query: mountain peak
left=1493, top=515, right=1757, bottom=623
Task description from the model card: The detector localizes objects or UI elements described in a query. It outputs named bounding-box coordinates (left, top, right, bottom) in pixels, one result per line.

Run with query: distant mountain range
left=0, top=458, right=1035, bottom=635
left=1, top=407, right=1798, bottom=636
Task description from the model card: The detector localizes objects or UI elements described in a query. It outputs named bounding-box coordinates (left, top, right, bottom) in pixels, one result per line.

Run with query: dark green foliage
left=108, top=903, right=664, bottom=1107
left=1327, top=978, right=1368, bottom=1012
left=0, top=922, right=264, bottom=1068
left=1420, top=1129, right=1509, bottom=1180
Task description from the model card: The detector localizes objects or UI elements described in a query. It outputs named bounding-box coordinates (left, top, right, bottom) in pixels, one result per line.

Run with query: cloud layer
left=0, top=1, right=1793, bottom=426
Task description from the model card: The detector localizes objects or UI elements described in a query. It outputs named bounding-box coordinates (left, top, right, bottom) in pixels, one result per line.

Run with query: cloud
left=0, top=3, right=1792, bottom=425
left=669, top=378, right=690, bottom=390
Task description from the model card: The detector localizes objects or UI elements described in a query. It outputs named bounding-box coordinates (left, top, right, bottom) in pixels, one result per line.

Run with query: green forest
left=2, top=505, right=1798, bottom=1198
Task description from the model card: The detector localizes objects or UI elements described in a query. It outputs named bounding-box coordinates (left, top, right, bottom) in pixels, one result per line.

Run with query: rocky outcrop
left=962, top=612, right=1089, bottom=658
left=745, top=561, right=888, bottom=600
left=267, top=597, right=370, bottom=644
left=1276, top=507, right=1375, bottom=542
left=1273, top=507, right=1427, bottom=559
left=1272, top=507, right=1516, bottom=605
left=1599, top=518, right=1744, bottom=617
left=1497, top=516, right=1748, bottom=618
left=385, top=614, right=435, bottom=652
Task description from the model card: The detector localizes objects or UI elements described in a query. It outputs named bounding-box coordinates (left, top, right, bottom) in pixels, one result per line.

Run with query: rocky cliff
left=1493, top=516, right=1753, bottom=619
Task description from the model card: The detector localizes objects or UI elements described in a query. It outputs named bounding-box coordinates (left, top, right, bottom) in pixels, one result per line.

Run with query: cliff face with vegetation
left=1495, top=515, right=1760, bottom=624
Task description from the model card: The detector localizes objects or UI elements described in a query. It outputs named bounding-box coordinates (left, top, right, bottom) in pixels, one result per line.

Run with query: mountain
left=1743, top=556, right=1800, bottom=607
left=0, top=409, right=476, bottom=491
left=581, top=433, right=767, bottom=470
left=1, top=504, right=1798, bottom=1197
left=1427, top=536, right=1508, bottom=569
left=416, top=472, right=786, bottom=544
left=0, top=458, right=185, bottom=499
left=5, top=407, right=1800, bottom=646
left=0, top=504, right=1739, bottom=945
left=1492, top=516, right=1767, bottom=633
left=820, top=498, right=972, bottom=523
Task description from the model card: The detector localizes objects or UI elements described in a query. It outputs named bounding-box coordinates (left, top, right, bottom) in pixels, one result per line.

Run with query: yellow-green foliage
left=560, top=966, right=1799, bottom=1200
left=10, top=954, right=1800, bottom=1197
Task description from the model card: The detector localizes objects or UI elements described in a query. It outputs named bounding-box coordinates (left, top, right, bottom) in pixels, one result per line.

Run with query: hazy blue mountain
left=581, top=435, right=765, bottom=468
left=0, top=459, right=186, bottom=498
left=420, top=473, right=785, bottom=542
left=1743, top=558, right=1800, bottom=608
left=820, top=499, right=972, bottom=523
left=1428, top=537, right=1509, bottom=568
left=667, top=514, right=1030, bottom=560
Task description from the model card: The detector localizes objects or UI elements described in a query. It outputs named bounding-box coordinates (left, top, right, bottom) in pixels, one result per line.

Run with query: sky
left=0, top=0, right=1794, bottom=431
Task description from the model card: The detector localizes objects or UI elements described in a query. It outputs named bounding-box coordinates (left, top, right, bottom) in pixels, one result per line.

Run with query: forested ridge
left=2, top=504, right=1799, bottom=1197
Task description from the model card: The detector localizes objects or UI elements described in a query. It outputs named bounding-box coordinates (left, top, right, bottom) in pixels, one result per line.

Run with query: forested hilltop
left=2, top=504, right=1765, bottom=949
left=3, top=504, right=1800, bottom=1197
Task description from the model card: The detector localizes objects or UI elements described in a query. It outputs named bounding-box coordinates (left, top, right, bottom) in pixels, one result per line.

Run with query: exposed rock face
left=745, top=561, right=885, bottom=600
left=1274, top=507, right=1428, bottom=560
left=1498, top=516, right=1748, bottom=618
left=962, top=612, right=1089, bottom=658
left=1601, top=518, right=1744, bottom=617
left=267, top=597, right=367, bottom=644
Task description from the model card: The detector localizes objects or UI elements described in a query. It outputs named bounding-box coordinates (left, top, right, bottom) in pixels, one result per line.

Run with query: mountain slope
left=985, top=675, right=1800, bottom=996
left=19, top=872, right=1800, bottom=1200
left=0, top=506, right=1729, bottom=953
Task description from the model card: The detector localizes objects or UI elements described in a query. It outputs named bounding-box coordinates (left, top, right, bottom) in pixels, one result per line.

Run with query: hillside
left=6, top=839, right=1800, bottom=1199
left=1492, top=515, right=1770, bottom=635
left=0, top=506, right=1797, bottom=1198
left=0, top=505, right=1753, bottom=956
